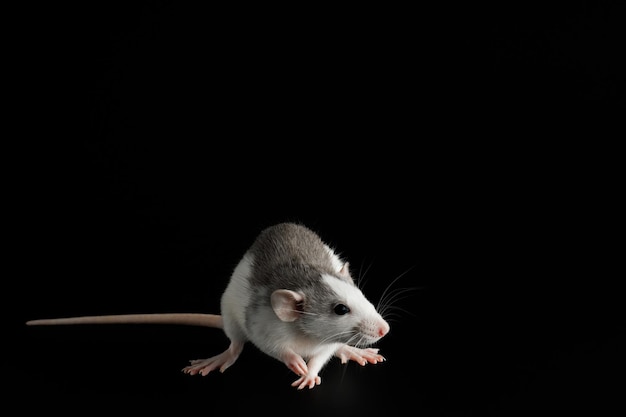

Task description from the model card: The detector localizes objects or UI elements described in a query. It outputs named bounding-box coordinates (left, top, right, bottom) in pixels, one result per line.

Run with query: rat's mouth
left=349, top=331, right=382, bottom=347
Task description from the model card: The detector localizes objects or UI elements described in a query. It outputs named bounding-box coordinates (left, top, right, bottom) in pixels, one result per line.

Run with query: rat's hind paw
left=183, top=350, right=238, bottom=376
left=335, top=345, right=385, bottom=366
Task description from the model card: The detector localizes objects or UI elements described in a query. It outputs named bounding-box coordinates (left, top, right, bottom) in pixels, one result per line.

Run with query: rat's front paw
left=335, top=345, right=385, bottom=366
left=291, top=373, right=321, bottom=390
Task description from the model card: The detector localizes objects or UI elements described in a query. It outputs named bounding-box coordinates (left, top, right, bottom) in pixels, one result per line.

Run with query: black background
left=10, top=2, right=624, bottom=416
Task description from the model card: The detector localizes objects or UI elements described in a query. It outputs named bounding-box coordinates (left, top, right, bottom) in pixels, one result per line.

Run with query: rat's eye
left=334, top=304, right=350, bottom=315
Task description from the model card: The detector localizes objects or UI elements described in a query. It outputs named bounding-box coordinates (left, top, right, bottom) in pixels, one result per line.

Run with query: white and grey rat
left=27, top=222, right=390, bottom=389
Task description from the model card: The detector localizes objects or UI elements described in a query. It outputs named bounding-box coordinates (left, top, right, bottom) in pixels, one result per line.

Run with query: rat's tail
left=26, top=313, right=223, bottom=328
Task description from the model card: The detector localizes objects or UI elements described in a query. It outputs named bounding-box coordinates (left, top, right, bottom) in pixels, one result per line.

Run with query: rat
left=26, top=222, right=390, bottom=389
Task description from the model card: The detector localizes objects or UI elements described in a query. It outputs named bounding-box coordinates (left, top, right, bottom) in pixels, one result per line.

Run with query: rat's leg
left=290, top=346, right=337, bottom=390
left=279, top=349, right=309, bottom=376
left=183, top=315, right=247, bottom=376
left=182, top=339, right=245, bottom=375
left=335, top=345, right=385, bottom=366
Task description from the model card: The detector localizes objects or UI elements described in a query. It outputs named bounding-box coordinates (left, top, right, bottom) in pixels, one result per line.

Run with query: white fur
left=321, top=274, right=375, bottom=314
left=220, top=253, right=254, bottom=341
left=247, top=293, right=344, bottom=361
left=321, top=274, right=387, bottom=344
left=324, top=244, right=345, bottom=273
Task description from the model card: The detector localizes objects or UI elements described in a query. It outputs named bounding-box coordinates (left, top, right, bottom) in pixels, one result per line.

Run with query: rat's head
left=271, top=263, right=390, bottom=347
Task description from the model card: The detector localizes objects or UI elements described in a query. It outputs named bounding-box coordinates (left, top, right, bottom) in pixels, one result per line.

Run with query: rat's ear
left=271, top=289, right=304, bottom=322
left=338, top=262, right=354, bottom=284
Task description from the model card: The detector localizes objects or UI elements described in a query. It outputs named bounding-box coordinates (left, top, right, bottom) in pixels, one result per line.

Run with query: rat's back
left=247, top=222, right=340, bottom=288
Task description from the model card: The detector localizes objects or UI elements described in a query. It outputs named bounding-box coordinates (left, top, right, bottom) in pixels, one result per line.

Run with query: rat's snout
left=378, top=319, right=390, bottom=338
left=361, top=316, right=390, bottom=342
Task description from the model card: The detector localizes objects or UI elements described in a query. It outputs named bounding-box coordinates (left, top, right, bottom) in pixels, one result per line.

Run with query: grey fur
left=244, top=222, right=352, bottom=340
left=247, top=222, right=338, bottom=288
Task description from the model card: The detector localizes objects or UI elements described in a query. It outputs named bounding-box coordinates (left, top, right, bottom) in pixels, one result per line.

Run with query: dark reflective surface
left=11, top=3, right=624, bottom=416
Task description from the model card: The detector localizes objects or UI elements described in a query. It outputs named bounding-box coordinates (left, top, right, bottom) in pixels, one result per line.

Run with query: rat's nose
left=378, top=320, right=390, bottom=337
